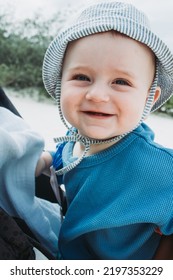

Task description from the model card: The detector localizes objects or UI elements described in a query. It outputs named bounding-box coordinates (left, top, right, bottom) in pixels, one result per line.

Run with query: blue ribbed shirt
left=57, top=123, right=173, bottom=259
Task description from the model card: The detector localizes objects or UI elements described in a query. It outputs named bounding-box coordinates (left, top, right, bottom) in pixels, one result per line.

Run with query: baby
left=39, top=1, right=173, bottom=259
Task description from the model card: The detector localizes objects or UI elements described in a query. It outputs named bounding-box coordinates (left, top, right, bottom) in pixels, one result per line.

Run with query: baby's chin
left=78, top=131, right=120, bottom=141
left=76, top=125, right=130, bottom=141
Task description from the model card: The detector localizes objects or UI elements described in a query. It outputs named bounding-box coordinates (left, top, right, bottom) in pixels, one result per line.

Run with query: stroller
left=0, top=87, right=173, bottom=260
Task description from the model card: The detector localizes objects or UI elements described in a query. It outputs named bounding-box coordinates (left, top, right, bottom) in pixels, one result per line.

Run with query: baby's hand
left=35, top=151, right=53, bottom=177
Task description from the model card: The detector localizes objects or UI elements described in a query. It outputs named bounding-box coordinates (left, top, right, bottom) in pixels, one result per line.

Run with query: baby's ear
left=144, top=87, right=161, bottom=120
left=153, top=86, right=161, bottom=105
left=146, top=86, right=161, bottom=109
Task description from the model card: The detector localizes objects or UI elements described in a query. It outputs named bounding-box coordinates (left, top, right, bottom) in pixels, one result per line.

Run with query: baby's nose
left=85, top=84, right=110, bottom=102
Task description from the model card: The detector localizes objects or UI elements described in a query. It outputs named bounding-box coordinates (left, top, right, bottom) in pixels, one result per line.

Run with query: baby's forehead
left=66, top=30, right=155, bottom=61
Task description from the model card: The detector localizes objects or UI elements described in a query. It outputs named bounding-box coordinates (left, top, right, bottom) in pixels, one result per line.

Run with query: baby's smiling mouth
left=82, top=111, right=114, bottom=117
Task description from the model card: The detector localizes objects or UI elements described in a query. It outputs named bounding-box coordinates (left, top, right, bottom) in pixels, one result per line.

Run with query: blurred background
left=0, top=0, right=173, bottom=116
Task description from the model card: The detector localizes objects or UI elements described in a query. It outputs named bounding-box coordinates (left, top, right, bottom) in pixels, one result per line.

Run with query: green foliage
left=158, top=96, right=173, bottom=116
left=0, top=36, right=44, bottom=88
left=0, top=13, right=58, bottom=92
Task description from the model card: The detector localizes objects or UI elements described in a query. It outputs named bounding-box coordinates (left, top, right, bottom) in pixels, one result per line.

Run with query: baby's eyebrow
left=66, top=65, right=90, bottom=72
left=112, top=68, right=136, bottom=79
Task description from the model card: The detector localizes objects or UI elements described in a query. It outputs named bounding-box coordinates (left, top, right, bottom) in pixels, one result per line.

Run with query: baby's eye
left=73, top=74, right=90, bottom=81
left=114, top=79, right=130, bottom=86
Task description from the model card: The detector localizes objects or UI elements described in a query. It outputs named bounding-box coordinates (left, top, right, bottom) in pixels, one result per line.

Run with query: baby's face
left=61, top=31, right=155, bottom=140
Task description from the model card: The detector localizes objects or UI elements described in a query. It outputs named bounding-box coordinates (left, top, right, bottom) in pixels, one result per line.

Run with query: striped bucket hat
left=42, top=1, right=173, bottom=174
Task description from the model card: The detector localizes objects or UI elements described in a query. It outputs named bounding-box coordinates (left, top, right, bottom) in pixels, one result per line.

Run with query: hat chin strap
left=54, top=64, right=158, bottom=176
